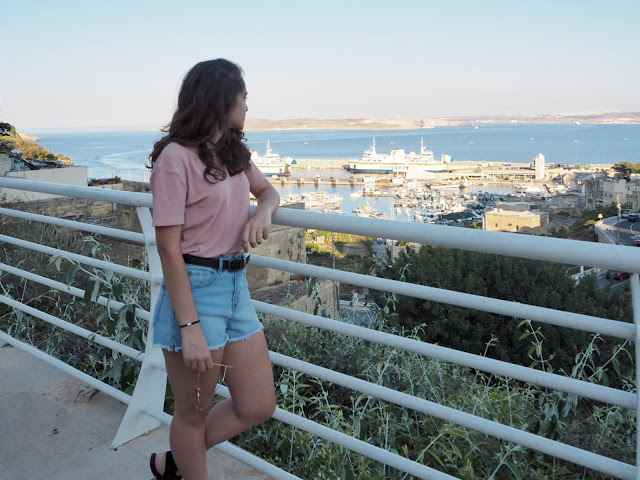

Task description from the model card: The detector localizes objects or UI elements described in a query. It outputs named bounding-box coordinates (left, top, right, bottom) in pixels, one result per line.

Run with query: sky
left=1, top=0, right=639, bottom=129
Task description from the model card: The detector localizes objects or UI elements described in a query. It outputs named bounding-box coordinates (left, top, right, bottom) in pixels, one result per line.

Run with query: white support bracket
left=112, top=207, right=167, bottom=448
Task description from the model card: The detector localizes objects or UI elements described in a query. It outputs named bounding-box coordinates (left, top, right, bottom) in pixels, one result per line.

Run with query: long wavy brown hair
left=148, top=59, right=251, bottom=181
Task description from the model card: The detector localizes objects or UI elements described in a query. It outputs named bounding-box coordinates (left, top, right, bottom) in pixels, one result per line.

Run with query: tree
left=612, top=162, right=640, bottom=180
left=0, top=121, right=16, bottom=136
left=373, top=246, right=632, bottom=376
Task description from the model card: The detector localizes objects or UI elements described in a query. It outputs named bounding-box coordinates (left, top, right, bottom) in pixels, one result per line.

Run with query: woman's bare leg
left=153, top=332, right=274, bottom=478
left=204, top=331, right=276, bottom=448
left=162, top=349, right=224, bottom=480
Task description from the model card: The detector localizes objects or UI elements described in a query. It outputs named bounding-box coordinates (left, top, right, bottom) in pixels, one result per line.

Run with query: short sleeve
left=245, top=160, right=268, bottom=192
left=150, top=144, right=189, bottom=226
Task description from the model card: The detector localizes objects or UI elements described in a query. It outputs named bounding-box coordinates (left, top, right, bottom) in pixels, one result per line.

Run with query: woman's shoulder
left=161, top=141, right=197, bottom=158
left=156, top=142, right=198, bottom=168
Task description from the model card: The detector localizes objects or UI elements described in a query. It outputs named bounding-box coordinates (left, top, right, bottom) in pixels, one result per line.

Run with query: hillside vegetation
left=0, top=121, right=72, bottom=163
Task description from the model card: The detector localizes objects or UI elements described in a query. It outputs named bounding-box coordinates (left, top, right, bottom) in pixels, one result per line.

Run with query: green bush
left=372, top=246, right=633, bottom=382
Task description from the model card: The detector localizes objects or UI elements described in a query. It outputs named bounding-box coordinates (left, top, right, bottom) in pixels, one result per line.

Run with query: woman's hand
left=156, top=225, right=214, bottom=372
left=243, top=180, right=280, bottom=251
left=180, top=327, right=215, bottom=372
left=242, top=208, right=272, bottom=251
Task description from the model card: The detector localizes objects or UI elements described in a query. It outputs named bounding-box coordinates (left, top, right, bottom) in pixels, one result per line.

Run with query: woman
left=148, top=59, right=278, bottom=480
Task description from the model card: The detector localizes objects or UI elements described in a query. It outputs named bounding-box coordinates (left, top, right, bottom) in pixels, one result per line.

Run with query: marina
left=275, top=168, right=577, bottom=225
left=264, top=135, right=597, bottom=223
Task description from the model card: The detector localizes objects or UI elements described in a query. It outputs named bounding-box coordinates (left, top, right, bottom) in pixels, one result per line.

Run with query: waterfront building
left=483, top=206, right=549, bottom=235
left=534, top=153, right=545, bottom=181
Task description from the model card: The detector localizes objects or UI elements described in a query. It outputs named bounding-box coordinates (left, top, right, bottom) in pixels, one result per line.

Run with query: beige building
left=484, top=207, right=549, bottom=235
left=600, top=177, right=640, bottom=211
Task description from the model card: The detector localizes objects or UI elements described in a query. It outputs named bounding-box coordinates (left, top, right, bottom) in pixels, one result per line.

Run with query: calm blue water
left=29, top=124, right=639, bottom=180
left=26, top=124, right=639, bottom=218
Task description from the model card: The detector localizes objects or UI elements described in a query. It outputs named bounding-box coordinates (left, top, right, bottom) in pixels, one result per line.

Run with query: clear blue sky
left=1, top=0, right=638, bottom=129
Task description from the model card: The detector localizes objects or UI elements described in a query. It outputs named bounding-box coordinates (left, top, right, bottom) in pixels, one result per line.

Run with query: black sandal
left=150, top=450, right=182, bottom=480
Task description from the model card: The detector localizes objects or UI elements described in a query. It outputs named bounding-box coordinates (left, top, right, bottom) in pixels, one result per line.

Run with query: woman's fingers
left=243, top=223, right=271, bottom=249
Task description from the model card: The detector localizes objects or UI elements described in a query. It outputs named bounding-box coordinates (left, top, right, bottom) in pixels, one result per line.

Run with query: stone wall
left=252, top=278, right=340, bottom=320
left=4, top=195, right=145, bottom=266
left=246, top=221, right=306, bottom=289
left=288, top=279, right=339, bottom=319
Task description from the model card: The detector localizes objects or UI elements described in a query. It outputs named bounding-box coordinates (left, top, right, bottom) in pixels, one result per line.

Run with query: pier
left=269, top=160, right=609, bottom=188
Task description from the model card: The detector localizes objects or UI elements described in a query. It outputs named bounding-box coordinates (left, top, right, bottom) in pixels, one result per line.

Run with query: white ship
left=250, top=140, right=295, bottom=177
left=346, top=138, right=452, bottom=175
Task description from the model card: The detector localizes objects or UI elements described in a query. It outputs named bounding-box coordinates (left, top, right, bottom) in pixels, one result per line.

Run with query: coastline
left=244, top=112, right=640, bottom=131
left=21, top=112, right=640, bottom=135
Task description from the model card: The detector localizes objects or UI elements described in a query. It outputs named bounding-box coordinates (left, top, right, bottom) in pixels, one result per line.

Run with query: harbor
left=241, top=137, right=609, bottom=226
left=271, top=160, right=592, bottom=226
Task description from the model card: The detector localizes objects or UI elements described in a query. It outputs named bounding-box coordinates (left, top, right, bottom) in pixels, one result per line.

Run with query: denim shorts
left=152, top=260, right=263, bottom=352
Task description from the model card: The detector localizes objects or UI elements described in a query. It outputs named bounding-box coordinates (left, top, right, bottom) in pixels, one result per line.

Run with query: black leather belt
left=183, top=253, right=250, bottom=271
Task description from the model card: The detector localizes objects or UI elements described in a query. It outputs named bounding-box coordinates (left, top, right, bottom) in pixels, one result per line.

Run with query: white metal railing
left=0, top=177, right=638, bottom=480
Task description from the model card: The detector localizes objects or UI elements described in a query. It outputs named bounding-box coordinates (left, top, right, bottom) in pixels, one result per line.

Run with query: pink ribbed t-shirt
left=150, top=142, right=268, bottom=258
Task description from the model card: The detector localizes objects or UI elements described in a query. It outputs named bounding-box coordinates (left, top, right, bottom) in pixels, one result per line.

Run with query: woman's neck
left=210, top=130, right=223, bottom=144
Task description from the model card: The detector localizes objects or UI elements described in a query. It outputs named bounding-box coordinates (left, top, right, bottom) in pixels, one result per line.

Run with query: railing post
left=111, top=207, right=167, bottom=448
left=631, top=273, right=640, bottom=479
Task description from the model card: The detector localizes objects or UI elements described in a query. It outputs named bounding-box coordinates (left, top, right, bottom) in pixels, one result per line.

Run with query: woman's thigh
left=222, top=331, right=275, bottom=416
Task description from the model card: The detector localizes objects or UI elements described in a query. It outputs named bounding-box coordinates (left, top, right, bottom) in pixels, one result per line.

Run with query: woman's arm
left=243, top=179, right=280, bottom=252
left=155, top=225, right=214, bottom=372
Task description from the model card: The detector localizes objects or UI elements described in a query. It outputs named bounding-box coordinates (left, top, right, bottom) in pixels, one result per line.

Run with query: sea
left=27, top=124, right=639, bottom=219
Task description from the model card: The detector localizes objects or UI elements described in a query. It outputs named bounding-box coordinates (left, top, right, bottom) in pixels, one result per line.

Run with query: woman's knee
left=173, top=403, right=210, bottom=427
left=234, top=391, right=276, bottom=424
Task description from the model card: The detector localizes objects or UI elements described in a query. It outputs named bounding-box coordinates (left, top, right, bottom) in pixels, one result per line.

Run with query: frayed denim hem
left=153, top=341, right=228, bottom=352
left=227, top=326, right=264, bottom=344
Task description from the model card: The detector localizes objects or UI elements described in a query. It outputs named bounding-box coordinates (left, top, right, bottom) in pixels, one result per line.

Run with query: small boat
left=251, top=140, right=296, bottom=177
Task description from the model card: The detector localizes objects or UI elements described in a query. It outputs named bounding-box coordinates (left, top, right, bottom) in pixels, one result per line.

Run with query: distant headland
left=244, top=112, right=640, bottom=131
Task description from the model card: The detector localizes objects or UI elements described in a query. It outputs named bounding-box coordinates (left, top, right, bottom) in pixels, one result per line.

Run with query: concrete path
left=0, top=343, right=272, bottom=480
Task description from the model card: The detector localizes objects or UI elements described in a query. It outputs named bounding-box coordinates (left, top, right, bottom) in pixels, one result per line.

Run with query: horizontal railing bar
left=269, top=207, right=640, bottom=273
left=214, top=385, right=457, bottom=480
left=252, top=255, right=635, bottom=340
left=0, top=294, right=143, bottom=361
left=213, top=442, right=303, bottom=480
left=0, top=262, right=151, bottom=322
left=268, top=351, right=635, bottom=480
left=0, top=177, right=152, bottom=207
left=0, top=177, right=635, bottom=272
left=0, top=207, right=146, bottom=244
left=0, top=332, right=131, bottom=404
left=0, top=234, right=150, bottom=282
left=255, top=301, right=636, bottom=410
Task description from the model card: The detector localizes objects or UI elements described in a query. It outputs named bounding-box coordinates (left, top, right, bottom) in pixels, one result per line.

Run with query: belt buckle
left=227, top=258, right=245, bottom=271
